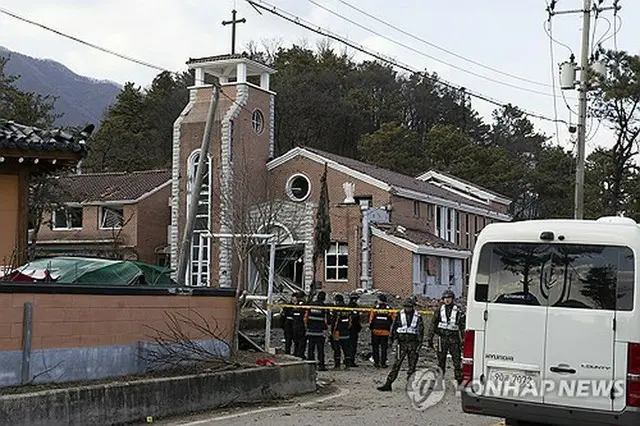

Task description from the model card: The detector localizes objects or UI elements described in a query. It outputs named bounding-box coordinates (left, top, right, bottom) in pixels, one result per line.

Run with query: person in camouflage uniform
left=427, top=289, right=466, bottom=385
left=376, top=297, right=424, bottom=391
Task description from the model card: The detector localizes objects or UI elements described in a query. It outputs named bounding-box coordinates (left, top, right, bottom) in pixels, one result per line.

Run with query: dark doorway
left=275, top=244, right=305, bottom=288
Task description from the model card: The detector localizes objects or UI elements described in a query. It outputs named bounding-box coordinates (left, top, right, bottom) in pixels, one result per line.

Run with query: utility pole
left=553, top=0, right=619, bottom=219
left=222, top=9, right=246, bottom=55
left=574, top=0, right=592, bottom=220
left=176, top=84, right=220, bottom=285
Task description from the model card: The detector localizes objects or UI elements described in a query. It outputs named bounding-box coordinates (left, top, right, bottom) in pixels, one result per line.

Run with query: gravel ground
left=157, top=329, right=503, bottom=426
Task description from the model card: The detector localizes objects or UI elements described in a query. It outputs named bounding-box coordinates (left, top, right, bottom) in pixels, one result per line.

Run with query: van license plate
left=488, top=369, right=539, bottom=388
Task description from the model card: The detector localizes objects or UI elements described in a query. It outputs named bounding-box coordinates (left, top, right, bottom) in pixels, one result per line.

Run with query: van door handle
left=550, top=366, right=576, bottom=374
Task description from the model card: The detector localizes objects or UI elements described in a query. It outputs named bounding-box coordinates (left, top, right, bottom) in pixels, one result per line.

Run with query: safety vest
left=370, top=303, right=393, bottom=332
left=397, top=310, right=420, bottom=334
left=333, top=310, right=351, bottom=340
left=306, top=304, right=327, bottom=336
left=438, top=305, right=460, bottom=331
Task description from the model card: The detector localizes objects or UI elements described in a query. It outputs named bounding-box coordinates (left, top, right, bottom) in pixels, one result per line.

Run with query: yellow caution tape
left=269, top=303, right=434, bottom=316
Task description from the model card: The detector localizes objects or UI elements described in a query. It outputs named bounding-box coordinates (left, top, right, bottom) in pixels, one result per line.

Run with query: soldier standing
left=331, top=294, right=353, bottom=369
left=369, top=293, right=394, bottom=368
left=377, top=297, right=424, bottom=391
left=427, top=289, right=465, bottom=385
left=281, top=292, right=301, bottom=356
left=347, top=292, right=362, bottom=367
left=304, top=291, right=329, bottom=371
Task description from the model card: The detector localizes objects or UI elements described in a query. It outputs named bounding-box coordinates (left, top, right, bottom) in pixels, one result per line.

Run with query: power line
left=247, top=0, right=569, bottom=126
left=306, top=0, right=561, bottom=99
left=543, top=20, right=574, bottom=57
left=0, top=6, right=168, bottom=72
left=0, top=5, right=260, bottom=121
left=547, top=18, right=562, bottom=145
left=329, top=0, right=554, bottom=89
left=0, top=2, right=569, bottom=127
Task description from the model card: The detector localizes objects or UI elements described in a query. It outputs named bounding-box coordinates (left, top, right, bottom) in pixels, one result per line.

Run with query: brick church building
left=170, top=53, right=511, bottom=298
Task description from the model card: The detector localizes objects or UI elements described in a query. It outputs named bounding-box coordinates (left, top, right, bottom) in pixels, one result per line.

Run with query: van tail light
left=627, top=343, right=640, bottom=407
left=462, top=330, right=475, bottom=387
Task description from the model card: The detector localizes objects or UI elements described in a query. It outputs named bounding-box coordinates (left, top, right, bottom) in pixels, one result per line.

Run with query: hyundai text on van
left=461, top=216, right=640, bottom=425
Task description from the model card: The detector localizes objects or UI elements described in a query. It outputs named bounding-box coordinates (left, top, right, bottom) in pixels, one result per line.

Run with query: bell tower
left=170, top=52, right=276, bottom=287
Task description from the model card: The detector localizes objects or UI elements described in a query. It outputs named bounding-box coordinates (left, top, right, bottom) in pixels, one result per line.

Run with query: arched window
left=186, top=150, right=212, bottom=286
left=259, top=223, right=295, bottom=245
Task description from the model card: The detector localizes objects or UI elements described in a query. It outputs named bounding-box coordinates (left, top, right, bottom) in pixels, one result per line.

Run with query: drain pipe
left=360, top=205, right=372, bottom=291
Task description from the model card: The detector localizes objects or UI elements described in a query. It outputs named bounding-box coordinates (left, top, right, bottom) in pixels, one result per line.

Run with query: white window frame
left=465, top=213, right=470, bottom=248
left=99, top=206, right=124, bottom=230
left=285, top=173, right=311, bottom=202
left=413, top=200, right=421, bottom=217
left=436, top=206, right=459, bottom=243
left=251, top=109, right=264, bottom=134
left=52, top=206, right=83, bottom=230
left=325, top=242, right=348, bottom=282
left=186, top=149, right=212, bottom=287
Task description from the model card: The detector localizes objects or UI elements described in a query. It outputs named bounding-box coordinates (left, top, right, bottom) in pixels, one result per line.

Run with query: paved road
left=159, top=365, right=503, bottom=426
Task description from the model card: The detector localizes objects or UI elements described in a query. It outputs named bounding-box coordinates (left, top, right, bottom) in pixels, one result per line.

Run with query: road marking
left=175, top=387, right=350, bottom=425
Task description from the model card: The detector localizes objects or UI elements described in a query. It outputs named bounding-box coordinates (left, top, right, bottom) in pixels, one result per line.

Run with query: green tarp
left=17, top=257, right=176, bottom=286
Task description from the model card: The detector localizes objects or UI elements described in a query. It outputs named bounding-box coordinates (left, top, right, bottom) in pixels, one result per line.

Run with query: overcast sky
left=1, top=0, right=638, bottom=155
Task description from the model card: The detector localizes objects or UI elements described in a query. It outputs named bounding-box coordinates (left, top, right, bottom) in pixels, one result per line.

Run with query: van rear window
left=474, top=243, right=634, bottom=311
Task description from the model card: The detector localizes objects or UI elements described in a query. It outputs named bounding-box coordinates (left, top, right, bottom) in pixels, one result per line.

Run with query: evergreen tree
left=312, top=162, right=331, bottom=298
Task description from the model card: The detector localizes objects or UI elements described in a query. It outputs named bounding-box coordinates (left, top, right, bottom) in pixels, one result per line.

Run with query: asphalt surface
left=158, top=358, right=502, bottom=426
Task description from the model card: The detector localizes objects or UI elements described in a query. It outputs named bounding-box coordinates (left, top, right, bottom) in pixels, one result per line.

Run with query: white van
left=461, top=217, right=640, bottom=425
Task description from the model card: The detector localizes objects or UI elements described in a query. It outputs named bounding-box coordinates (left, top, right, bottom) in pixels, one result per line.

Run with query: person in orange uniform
left=369, top=293, right=395, bottom=368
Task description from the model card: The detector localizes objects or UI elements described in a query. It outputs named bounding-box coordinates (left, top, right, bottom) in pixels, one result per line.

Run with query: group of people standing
left=281, top=288, right=465, bottom=391
left=281, top=290, right=369, bottom=371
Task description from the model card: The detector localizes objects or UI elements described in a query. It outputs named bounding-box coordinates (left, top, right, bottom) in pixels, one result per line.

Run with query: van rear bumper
left=461, top=391, right=640, bottom=426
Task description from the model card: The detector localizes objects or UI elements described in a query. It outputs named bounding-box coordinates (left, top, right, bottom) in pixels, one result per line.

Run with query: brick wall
left=389, top=196, right=435, bottom=233
left=371, top=234, right=413, bottom=297
left=269, top=156, right=392, bottom=292
left=136, top=185, right=171, bottom=264
left=38, top=205, right=137, bottom=247
left=0, top=289, right=235, bottom=352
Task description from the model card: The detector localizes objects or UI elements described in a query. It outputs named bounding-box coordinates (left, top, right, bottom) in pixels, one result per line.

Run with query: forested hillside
left=0, top=46, right=120, bottom=127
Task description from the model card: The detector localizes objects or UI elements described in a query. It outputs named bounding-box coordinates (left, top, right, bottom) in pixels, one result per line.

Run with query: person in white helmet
left=376, top=297, right=424, bottom=391
left=427, top=289, right=465, bottom=385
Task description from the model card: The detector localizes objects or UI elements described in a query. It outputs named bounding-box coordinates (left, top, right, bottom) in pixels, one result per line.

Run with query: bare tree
left=140, top=309, right=253, bottom=372
left=211, top=142, right=311, bottom=351
left=27, top=170, right=73, bottom=261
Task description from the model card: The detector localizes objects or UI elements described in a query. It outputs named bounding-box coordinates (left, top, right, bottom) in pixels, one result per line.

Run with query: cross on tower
left=222, top=9, right=246, bottom=55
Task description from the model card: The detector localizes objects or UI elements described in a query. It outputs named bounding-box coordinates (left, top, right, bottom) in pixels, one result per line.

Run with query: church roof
left=55, top=169, right=171, bottom=204
left=371, top=223, right=471, bottom=259
left=268, top=147, right=511, bottom=220
left=373, top=223, right=467, bottom=252
left=186, top=52, right=275, bottom=73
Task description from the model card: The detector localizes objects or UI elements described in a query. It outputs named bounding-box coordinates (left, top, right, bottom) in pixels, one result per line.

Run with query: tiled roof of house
left=0, top=120, right=91, bottom=157
left=55, top=169, right=171, bottom=203
left=373, top=223, right=468, bottom=252
left=304, top=148, right=498, bottom=212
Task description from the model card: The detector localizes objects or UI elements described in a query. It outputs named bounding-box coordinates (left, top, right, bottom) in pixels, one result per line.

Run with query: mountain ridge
left=0, top=46, right=121, bottom=127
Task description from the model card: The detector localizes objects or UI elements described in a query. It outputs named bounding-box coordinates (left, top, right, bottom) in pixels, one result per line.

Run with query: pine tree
left=312, top=162, right=331, bottom=299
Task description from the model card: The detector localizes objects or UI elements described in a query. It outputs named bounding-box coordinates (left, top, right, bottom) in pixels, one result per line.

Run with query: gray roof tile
left=373, top=223, right=468, bottom=252
left=56, top=169, right=170, bottom=203
left=0, top=120, right=90, bottom=156
left=305, top=148, right=501, bottom=212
